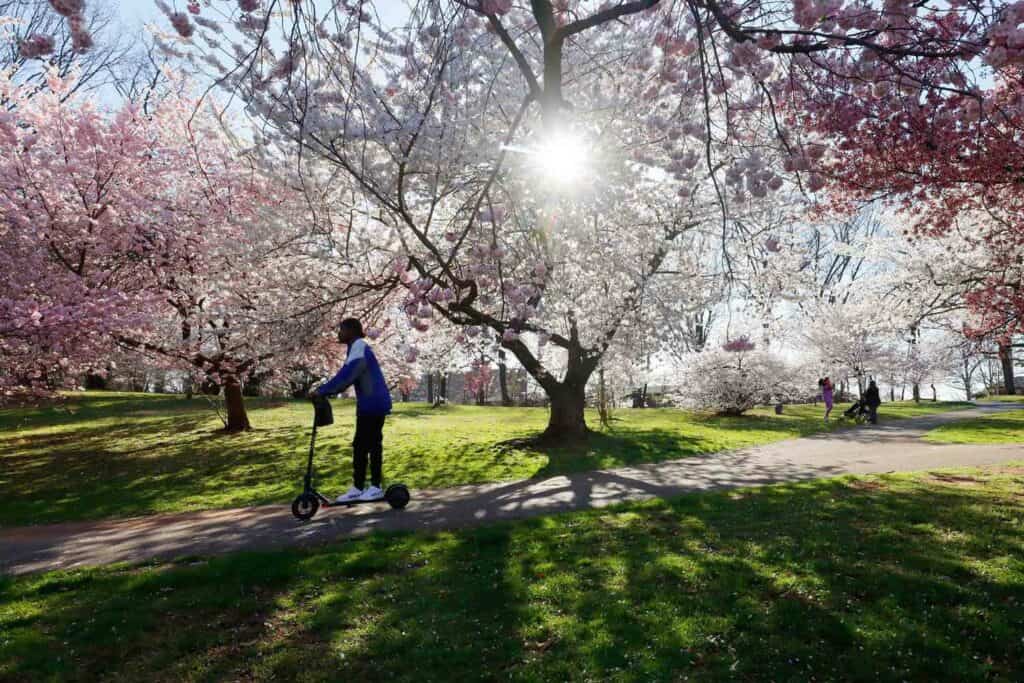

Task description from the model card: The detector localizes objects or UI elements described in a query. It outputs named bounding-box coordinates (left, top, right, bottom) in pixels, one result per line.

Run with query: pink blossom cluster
left=722, top=336, right=756, bottom=353
left=47, top=0, right=91, bottom=52
left=985, top=2, right=1024, bottom=67
left=48, top=0, right=83, bottom=16
left=170, top=12, right=195, bottom=38
left=19, top=34, right=55, bottom=59
left=399, top=275, right=456, bottom=333
left=68, top=13, right=92, bottom=51
left=724, top=152, right=783, bottom=198
left=397, top=375, right=419, bottom=396
left=464, top=360, right=494, bottom=396
left=479, top=0, right=512, bottom=16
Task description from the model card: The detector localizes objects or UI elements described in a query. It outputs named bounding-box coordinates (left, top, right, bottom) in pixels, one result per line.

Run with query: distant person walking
left=819, top=377, right=834, bottom=422
left=864, top=380, right=881, bottom=424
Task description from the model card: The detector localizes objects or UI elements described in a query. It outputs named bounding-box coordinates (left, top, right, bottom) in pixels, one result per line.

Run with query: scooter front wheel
left=291, top=493, right=320, bottom=521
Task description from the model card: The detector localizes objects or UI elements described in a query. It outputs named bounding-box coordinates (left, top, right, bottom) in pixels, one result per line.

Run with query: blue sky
left=119, top=0, right=163, bottom=32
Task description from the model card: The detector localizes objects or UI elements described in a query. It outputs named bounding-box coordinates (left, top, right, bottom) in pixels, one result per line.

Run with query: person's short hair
left=339, top=318, right=364, bottom=337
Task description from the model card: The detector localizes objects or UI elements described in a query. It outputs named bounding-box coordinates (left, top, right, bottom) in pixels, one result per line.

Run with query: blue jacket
left=317, top=338, right=392, bottom=416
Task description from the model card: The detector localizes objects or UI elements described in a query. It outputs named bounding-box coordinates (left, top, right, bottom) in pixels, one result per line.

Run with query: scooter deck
left=325, top=497, right=388, bottom=508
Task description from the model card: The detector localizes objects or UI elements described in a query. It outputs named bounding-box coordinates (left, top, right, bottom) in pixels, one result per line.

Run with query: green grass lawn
left=978, top=394, right=1024, bottom=403
left=2, top=464, right=1023, bottom=681
left=924, top=409, right=1024, bottom=444
left=0, top=392, right=972, bottom=527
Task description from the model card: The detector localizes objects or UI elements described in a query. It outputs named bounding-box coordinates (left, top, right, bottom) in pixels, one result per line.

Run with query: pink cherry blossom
left=170, top=12, right=195, bottom=38
left=48, top=0, right=83, bottom=17
left=723, top=336, right=756, bottom=352
left=19, top=34, right=55, bottom=59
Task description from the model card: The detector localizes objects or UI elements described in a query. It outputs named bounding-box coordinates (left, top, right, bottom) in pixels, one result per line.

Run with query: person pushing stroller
left=310, top=318, right=392, bottom=503
left=843, top=380, right=882, bottom=424
left=863, top=380, right=881, bottom=424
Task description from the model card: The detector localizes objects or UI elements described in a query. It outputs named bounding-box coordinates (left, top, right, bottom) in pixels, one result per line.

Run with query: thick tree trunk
left=84, top=373, right=107, bottom=390
left=222, top=376, right=251, bottom=432
left=598, top=366, right=611, bottom=429
left=999, top=343, right=1016, bottom=395
left=961, top=360, right=973, bottom=401
left=494, top=318, right=596, bottom=443
left=889, top=385, right=895, bottom=402
left=498, top=349, right=511, bottom=406
left=426, top=373, right=434, bottom=404
left=912, top=383, right=921, bottom=403
left=930, top=384, right=937, bottom=401
left=545, top=382, right=588, bottom=440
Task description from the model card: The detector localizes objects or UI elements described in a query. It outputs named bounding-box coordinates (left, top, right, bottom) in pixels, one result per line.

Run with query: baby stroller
left=843, top=399, right=871, bottom=424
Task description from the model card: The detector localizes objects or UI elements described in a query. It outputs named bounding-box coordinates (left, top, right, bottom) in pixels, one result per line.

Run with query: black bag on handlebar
left=313, top=396, right=334, bottom=427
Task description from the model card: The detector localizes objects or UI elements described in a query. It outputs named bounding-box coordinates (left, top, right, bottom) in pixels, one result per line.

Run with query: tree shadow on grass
left=0, top=411, right=311, bottom=527
left=388, top=403, right=459, bottom=419
left=0, top=529, right=529, bottom=681
left=529, top=420, right=805, bottom=480
left=3, top=475, right=1024, bottom=680
left=470, top=477, right=1023, bottom=680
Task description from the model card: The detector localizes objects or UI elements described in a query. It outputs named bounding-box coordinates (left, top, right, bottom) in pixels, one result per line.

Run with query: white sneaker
left=358, top=485, right=384, bottom=501
left=335, top=486, right=363, bottom=503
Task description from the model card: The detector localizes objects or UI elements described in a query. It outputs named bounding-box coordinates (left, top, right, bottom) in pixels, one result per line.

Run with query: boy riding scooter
left=310, top=318, right=392, bottom=503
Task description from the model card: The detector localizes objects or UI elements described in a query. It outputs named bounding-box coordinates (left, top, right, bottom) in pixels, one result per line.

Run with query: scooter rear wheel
left=292, top=493, right=319, bottom=521
left=385, top=484, right=410, bottom=510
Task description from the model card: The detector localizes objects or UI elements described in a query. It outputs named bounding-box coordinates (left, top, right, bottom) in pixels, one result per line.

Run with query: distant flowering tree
left=681, top=340, right=801, bottom=415
left=899, top=340, right=955, bottom=403
left=801, top=300, right=899, bottom=394
left=464, top=360, right=495, bottom=405
left=397, top=375, right=419, bottom=402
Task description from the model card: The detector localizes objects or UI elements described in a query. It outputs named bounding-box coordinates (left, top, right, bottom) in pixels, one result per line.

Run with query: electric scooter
left=291, top=396, right=410, bottom=521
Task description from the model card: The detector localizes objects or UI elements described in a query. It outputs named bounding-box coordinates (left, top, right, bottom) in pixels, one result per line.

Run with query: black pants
left=352, top=414, right=385, bottom=489
left=867, top=404, right=878, bottom=424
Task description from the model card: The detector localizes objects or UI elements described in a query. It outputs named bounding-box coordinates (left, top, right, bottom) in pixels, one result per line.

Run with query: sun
left=532, top=130, right=589, bottom=185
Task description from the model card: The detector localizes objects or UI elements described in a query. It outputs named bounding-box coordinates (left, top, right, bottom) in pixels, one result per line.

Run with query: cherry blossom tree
left=681, top=337, right=802, bottom=415
left=159, top=0, right=810, bottom=440
left=789, top=26, right=1024, bottom=389
left=0, top=69, right=269, bottom=408
left=801, top=299, right=899, bottom=395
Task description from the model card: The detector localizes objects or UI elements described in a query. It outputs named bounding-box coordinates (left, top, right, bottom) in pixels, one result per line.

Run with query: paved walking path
left=2, top=404, right=1021, bottom=576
